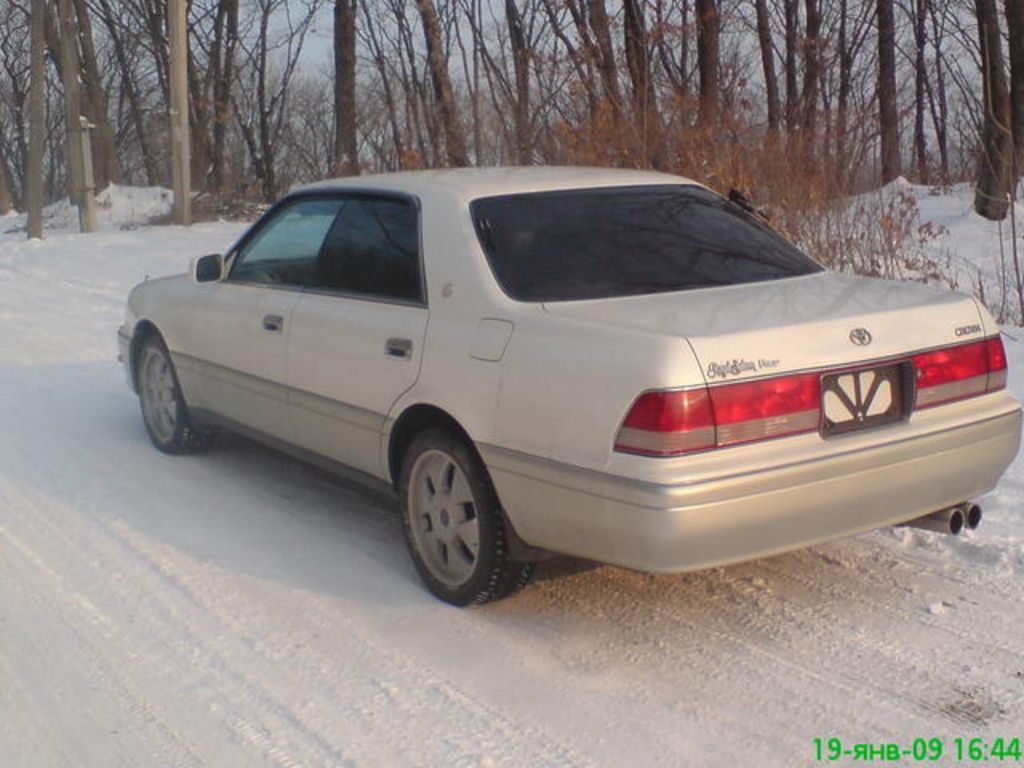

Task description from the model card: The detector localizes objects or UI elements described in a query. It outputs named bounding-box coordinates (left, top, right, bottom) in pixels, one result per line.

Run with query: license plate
left=821, top=363, right=907, bottom=437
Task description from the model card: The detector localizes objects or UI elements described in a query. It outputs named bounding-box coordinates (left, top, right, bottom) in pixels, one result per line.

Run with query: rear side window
left=471, top=185, right=822, bottom=302
left=315, top=197, right=421, bottom=302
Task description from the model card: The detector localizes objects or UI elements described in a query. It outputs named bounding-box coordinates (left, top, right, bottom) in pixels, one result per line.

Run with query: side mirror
left=190, top=253, right=223, bottom=284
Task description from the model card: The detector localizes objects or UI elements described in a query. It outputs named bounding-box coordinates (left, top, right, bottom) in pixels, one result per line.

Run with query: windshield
left=470, top=185, right=822, bottom=302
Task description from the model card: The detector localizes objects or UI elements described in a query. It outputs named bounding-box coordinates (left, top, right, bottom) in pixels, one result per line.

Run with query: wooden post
left=27, top=0, right=45, bottom=239
left=56, top=0, right=96, bottom=232
left=169, top=0, right=191, bottom=225
left=78, top=118, right=97, bottom=232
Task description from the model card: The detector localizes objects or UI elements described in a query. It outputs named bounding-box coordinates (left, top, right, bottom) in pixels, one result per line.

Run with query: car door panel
left=179, top=283, right=301, bottom=440
left=175, top=195, right=344, bottom=441
left=287, top=296, right=427, bottom=476
left=285, top=194, right=427, bottom=478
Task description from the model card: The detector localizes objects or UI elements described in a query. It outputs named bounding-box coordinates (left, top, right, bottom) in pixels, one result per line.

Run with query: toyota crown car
left=118, top=167, right=1022, bottom=605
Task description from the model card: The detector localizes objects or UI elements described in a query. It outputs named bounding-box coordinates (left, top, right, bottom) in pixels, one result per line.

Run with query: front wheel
left=399, top=430, right=533, bottom=606
left=137, top=336, right=215, bottom=454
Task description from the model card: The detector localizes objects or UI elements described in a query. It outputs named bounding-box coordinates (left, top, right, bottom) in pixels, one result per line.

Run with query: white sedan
left=118, top=167, right=1022, bottom=605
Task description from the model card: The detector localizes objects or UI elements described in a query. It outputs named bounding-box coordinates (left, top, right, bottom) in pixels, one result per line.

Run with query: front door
left=286, top=194, right=427, bottom=477
left=179, top=196, right=344, bottom=440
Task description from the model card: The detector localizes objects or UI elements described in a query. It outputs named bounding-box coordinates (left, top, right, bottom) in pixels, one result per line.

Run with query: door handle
left=263, top=314, right=284, bottom=332
left=386, top=337, right=413, bottom=358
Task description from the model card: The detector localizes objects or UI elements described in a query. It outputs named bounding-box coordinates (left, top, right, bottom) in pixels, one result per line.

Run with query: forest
left=0, top=0, right=1021, bottom=238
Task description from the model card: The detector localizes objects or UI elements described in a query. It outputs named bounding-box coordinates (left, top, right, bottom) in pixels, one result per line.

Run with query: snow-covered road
left=2, top=221, right=1024, bottom=767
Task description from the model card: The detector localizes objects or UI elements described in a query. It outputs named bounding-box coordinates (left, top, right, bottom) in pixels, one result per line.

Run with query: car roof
left=293, top=166, right=705, bottom=202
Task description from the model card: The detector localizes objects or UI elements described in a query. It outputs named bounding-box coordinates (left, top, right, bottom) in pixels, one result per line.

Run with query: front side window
left=229, top=197, right=344, bottom=287
left=314, top=197, right=421, bottom=302
left=471, top=185, right=822, bottom=302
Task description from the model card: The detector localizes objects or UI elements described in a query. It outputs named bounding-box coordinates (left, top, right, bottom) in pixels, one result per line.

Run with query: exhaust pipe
left=901, top=505, right=965, bottom=535
left=963, top=503, right=982, bottom=530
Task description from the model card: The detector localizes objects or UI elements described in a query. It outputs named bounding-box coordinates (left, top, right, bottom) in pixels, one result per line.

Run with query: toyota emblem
left=849, top=328, right=873, bottom=346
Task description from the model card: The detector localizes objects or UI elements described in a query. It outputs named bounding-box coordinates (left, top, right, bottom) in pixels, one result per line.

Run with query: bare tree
left=911, top=0, right=929, bottom=182
left=801, top=0, right=822, bottom=159
left=334, top=0, right=359, bottom=175
left=754, top=0, right=781, bottom=136
left=925, top=0, right=951, bottom=181
left=587, top=0, right=625, bottom=126
left=623, top=0, right=665, bottom=167
left=1006, top=0, right=1023, bottom=182
left=94, top=0, right=159, bottom=185
left=696, top=0, right=719, bottom=127
left=0, top=140, right=14, bottom=213
left=210, top=0, right=242, bottom=191
left=973, top=0, right=1013, bottom=219
left=783, top=0, right=799, bottom=133
left=72, top=0, right=122, bottom=188
left=415, top=0, right=469, bottom=166
left=877, top=0, right=901, bottom=182
left=505, top=0, right=532, bottom=164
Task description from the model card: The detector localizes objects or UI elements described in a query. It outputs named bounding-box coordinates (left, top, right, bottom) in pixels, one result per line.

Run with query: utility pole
left=27, top=0, right=45, bottom=239
left=169, top=0, right=191, bottom=225
left=56, top=0, right=96, bottom=232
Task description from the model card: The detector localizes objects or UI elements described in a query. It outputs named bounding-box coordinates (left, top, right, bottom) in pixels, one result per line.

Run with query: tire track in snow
left=0, top=487, right=208, bottom=768
left=0, top=473, right=589, bottom=768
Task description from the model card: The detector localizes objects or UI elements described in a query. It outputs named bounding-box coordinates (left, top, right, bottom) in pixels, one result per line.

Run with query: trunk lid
left=542, top=272, right=985, bottom=383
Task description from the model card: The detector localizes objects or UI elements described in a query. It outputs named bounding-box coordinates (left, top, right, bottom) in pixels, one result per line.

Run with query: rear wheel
left=400, top=430, right=533, bottom=605
left=137, top=336, right=215, bottom=454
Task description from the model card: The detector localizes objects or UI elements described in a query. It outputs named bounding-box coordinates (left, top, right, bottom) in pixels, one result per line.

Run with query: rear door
left=286, top=193, right=428, bottom=477
left=181, top=196, right=344, bottom=440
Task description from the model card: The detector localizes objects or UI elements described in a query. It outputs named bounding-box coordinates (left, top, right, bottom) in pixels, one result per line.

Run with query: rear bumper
left=482, top=406, right=1022, bottom=572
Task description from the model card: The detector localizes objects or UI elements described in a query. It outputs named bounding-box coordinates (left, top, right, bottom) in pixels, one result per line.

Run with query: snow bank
left=856, top=178, right=1024, bottom=318
left=0, top=184, right=174, bottom=235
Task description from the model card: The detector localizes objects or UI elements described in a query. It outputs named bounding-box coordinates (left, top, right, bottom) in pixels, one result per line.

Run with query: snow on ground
left=863, top=178, right=1024, bottom=317
left=2, top=194, right=1024, bottom=768
left=1, top=184, right=175, bottom=235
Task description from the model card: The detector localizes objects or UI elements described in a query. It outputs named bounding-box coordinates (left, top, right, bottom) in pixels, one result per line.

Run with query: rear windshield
left=470, top=185, right=822, bottom=302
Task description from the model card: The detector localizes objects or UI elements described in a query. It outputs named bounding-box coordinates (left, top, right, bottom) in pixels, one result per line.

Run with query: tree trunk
left=754, top=0, right=780, bottom=136
left=0, top=147, right=13, bottom=214
left=877, top=0, right=901, bottom=183
left=55, top=0, right=85, bottom=205
left=334, top=0, right=359, bottom=175
left=696, top=0, right=719, bottom=128
left=926, top=0, right=950, bottom=182
left=913, top=0, right=929, bottom=183
left=587, top=0, right=624, bottom=124
left=27, top=0, right=46, bottom=237
left=801, top=0, right=822, bottom=160
left=505, top=0, right=531, bottom=164
left=623, top=0, right=665, bottom=167
left=186, top=51, right=211, bottom=191
left=1006, top=0, right=1024, bottom=184
left=974, top=0, right=1013, bottom=219
left=95, top=0, right=159, bottom=185
left=362, top=1, right=405, bottom=166
left=783, top=0, right=799, bottom=134
left=71, top=0, right=122, bottom=189
left=211, top=0, right=239, bottom=191
left=415, top=0, right=469, bottom=166
left=835, top=0, right=851, bottom=186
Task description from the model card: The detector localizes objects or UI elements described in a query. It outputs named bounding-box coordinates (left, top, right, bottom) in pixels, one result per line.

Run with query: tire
left=399, top=429, right=534, bottom=606
left=136, top=336, right=216, bottom=454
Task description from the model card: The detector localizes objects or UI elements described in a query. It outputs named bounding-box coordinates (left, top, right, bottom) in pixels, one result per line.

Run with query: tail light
left=616, top=335, right=1009, bottom=458
left=912, top=336, right=1006, bottom=409
left=614, top=373, right=821, bottom=457
left=613, top=389, right=714, bottom=456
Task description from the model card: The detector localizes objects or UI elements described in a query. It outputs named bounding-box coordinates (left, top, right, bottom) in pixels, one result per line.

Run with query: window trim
left=224, top=188, right=428, bottom=309
left=469, top=183, right=823, bottom=304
